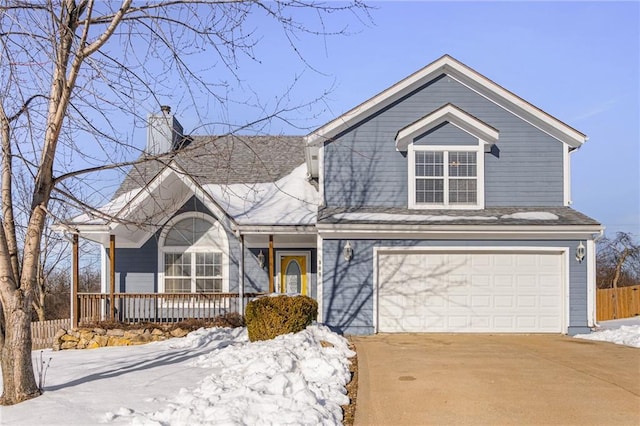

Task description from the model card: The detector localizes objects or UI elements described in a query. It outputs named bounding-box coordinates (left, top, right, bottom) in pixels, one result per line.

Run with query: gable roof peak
left=305, top=55, right=586, bottom=149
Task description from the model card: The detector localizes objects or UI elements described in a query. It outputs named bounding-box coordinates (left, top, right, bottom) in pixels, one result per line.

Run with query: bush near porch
left=245, top=295, right=317, bottom=342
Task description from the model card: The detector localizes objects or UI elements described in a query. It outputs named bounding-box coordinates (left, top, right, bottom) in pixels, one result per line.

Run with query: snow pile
left=574, top=317, right=640, bottom=348
left=103, top=325, right=354, bottom=425
left=0, top=325, right=353, bottom=426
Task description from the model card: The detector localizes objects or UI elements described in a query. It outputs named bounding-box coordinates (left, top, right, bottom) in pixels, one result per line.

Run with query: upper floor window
left=409, top=145, right=484, bottom=209
left=396, top=105, right=495, bottom=210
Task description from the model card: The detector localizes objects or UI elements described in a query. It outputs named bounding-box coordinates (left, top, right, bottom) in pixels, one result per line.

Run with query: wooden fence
left=31, top=318, right=70, bottom=350
left=596, top=285, right=640, bottom=321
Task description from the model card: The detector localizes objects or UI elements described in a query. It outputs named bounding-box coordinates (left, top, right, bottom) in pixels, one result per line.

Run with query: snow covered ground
left=1, top=318, right=637, bottom=425
left=0, top=325, right=354, bottom=425
left=574, top=316, right=640, bottom=348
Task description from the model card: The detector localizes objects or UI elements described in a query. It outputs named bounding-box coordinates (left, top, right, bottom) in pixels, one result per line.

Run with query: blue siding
left=244, top=247, right=270, bottom=293
left=114, top=237, right=157, bottom=293
left=414, top=122, right=478, bottom=146
left=323, top=75, right=564, bottom=208
left=114, top=196, right=316, bottom=299
left=114, top=196, right=240, bottom=293
left=244, top=247, right=318, bottom=297
left=322, top=239, right=588, bottom=335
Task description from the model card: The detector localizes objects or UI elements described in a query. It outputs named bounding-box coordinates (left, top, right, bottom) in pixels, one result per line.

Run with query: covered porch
left=67, top=226, right=317, bottom=328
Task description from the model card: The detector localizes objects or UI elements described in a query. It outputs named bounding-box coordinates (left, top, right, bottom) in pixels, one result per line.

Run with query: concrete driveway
left=351, top=334, right=640, bottom=425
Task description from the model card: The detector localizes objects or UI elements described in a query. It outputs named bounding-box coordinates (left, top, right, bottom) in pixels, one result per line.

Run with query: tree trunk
left=32, top=262, right=46, bottom=322
left=0, top=293, right=41, bottom=405
left=611, top=249, right=630, bottom=319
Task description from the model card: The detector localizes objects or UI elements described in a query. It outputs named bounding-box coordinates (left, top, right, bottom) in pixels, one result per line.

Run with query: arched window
left=159, top=213, right=229, bottom=293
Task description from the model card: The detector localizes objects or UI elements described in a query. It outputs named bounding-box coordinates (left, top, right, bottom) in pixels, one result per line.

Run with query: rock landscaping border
left=53, top=326, right=191, bottom=350
left=52, top=314, right=245, bottom=351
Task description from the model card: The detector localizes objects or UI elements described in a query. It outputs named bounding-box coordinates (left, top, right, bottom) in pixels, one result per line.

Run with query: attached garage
left=375, top=248, right=567, bottom=333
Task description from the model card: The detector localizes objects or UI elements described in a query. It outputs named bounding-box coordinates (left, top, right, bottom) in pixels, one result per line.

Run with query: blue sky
left=135, top=1, right=640, bottom=237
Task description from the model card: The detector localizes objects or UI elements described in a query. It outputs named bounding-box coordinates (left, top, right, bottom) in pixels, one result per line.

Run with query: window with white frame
left=409, top=145, right=483, bottom=209
left=160, top=214, right=228, bottom=293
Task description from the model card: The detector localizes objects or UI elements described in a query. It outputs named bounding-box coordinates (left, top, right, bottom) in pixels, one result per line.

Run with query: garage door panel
left=540, top=295, right=560, bottom=308
left=471, top=295, right=491, bottom=308
left=494, top=296, right=514, bottom=308
left=517, top=295, right=538, bottom=308
left=494, top=275, right=515, bottom=289
left=517, top=275, right=537, bottom=289
left=377, top=251, right=564, bottom=333
left=494, top=316, right=515, bottom=329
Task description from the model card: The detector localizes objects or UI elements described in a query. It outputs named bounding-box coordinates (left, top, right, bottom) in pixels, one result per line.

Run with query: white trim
left=317, top=224, right=602, bottom=239
left=100, top=245, right=108, bottom=294
left=317, top=234, right=323, bottom=323
left=95, top=163, right=238, bottom=248
left=157, top=212, right=230, bottom=295
left=275, top=250, right=311, bottom=295
left=239, top=235, right=245, bottom=316
left=564, top=248, right=571, bottom=334
left=319, top=144, right=325, bottom=206
left=244, top=241, right=316, bottom=249
left=306, top=55, right=586, bottom=148
left=372, top=246, right=569, bottom=334
left=235, top=225, right=317, bottom=235
left=408, top=144, right=485, bottom=210
left=564, top=145, right=571, bottom=206
left=395, top=104, right=499, bottom=151
left=586, top=239, right=596, bottom=328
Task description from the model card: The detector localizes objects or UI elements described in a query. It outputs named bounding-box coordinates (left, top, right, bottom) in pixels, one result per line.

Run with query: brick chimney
left=146, top=105, right=184, bottom=155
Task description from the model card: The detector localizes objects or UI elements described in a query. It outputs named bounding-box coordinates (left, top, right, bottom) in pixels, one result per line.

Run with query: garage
left=376, top=249, right=566, bottom=333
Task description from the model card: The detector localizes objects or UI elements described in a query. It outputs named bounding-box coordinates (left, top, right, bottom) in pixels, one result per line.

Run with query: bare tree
left=0, top=0, right=370, bottom=405
left=11, top=171, right=71, bottom=322
left=596, top=232, right=640, bottom=319
left=596, top=232, right=640, bottom=290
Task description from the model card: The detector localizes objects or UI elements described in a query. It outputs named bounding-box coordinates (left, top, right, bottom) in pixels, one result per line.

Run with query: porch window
left=409, top=146, right=482, bottom=209
left=164, top=252, right=223, bottom=293
left=159, top=214, right=228, bottom=294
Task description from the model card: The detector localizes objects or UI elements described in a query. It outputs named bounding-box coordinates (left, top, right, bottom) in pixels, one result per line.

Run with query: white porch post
left=239, top=234, right=245, bottom=316
left=71, top=233, right=79, bottom=329
left=109, top=235, right=116, bottom=322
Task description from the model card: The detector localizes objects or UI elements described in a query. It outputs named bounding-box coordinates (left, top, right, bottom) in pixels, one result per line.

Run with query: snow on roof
left=204, top=164, right=318, bottom=225
left=332, top=211, right=561, bottom=223
left=500, top=212, right=559, bottom=220
left=332, top=212, right=498, bottom=222
left=69, top=188, right=141, bottom=225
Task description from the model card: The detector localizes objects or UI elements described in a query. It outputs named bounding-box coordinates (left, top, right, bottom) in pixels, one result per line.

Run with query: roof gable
left=395, top=103, right=499, bottom=151
left=305, top=55, right=586, bottom=149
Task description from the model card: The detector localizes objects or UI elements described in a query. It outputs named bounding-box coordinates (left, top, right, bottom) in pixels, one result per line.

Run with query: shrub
left=245, top=295, right=318, bottom=342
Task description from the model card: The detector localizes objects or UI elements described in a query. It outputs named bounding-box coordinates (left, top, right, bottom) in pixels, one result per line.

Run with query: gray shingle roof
left=318, top=206, right=601, bottom=227
left=114, top=135, right=306, bottom=198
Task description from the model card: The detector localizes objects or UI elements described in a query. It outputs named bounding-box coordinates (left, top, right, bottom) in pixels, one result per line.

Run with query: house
left=66, top=55, right=602, bottom=335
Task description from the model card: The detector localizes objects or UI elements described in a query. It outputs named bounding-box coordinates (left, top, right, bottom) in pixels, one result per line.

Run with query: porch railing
left=76, top=292, right=265, bottom=327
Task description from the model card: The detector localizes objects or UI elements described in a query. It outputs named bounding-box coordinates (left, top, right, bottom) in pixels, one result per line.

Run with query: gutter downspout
left=591, top=228, right=605, bottom=329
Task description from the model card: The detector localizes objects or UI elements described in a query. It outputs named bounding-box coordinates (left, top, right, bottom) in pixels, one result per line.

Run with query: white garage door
left=377, top=250, right=564, bottom=333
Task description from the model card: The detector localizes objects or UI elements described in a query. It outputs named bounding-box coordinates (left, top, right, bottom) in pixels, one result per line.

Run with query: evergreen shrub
left=245, top=295, right=318, bottom=342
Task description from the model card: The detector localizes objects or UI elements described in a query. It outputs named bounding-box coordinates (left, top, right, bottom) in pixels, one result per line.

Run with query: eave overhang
left=317, top=223, right=603, bottom=241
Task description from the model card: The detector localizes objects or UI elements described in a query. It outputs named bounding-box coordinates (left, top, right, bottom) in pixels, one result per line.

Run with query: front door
left=280, top=255, right=308, bottom=295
